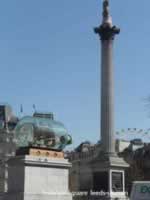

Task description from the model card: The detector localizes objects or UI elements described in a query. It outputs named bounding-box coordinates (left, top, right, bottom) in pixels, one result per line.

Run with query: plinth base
left=92, top=153, right=129, bottom=200
left=16, top=147, right=64, bottom=158
left=0, top=155, right=72, bottom=200
left=1, top=193, right=72, bottom=200
left=0, top=193, right=72, bottom=200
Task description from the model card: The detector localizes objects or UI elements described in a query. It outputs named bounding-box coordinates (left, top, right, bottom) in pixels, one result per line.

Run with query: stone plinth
left=92, top=154, right=129, bottom=200
left=1, top=155, right=72, bottom=200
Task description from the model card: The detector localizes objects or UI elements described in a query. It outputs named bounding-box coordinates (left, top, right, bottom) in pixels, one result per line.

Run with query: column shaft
left=101, top=39, right=115, bottom=154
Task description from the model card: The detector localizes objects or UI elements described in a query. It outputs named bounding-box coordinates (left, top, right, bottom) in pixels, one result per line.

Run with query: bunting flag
left=115, top=128, right=150, bottom=142
left=33, top=104, right=36, bottom=112
left=20, top=104, right=23, bottom=113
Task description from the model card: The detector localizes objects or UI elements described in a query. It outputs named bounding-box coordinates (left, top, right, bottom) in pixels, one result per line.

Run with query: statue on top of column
left=94, top=0, right=120, bottom=40
left=102, top=0, right=112, bottom=27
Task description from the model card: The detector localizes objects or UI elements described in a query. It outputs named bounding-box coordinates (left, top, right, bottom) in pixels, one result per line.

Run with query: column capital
left=94, top=25, right=120, bottom=40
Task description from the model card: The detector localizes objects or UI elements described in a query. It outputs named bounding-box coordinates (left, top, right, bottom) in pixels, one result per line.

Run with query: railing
left=68, top=146, right=99, bottom=162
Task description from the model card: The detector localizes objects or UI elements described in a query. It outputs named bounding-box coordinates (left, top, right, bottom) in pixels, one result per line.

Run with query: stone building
left=0, top=105, right=17, bottom=192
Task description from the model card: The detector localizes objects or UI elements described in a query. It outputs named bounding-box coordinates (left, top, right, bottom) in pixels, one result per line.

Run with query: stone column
left=101, top=38, right=115, bottom=154
left=92, top=2, right=129, bottom=199
left=94, top=0, right=120, bottom=155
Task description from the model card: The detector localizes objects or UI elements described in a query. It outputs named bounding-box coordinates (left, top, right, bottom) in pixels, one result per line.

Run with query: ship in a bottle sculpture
left=14, top=112, right=72, bottom=157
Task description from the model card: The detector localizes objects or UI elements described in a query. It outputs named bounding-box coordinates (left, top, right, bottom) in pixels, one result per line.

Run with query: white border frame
left=109, top=169, right=126, bottom=198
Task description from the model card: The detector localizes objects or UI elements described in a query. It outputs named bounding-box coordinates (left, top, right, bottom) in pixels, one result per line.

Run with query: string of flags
left=116, top=128, right=150, bottom=135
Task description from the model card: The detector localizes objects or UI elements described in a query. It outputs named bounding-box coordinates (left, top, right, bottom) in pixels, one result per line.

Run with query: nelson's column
left=94, top=1, right=129, bottom=199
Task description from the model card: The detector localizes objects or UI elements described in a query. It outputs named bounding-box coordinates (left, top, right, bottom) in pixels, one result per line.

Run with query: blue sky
left=0, top=0, right=150, bottom=148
